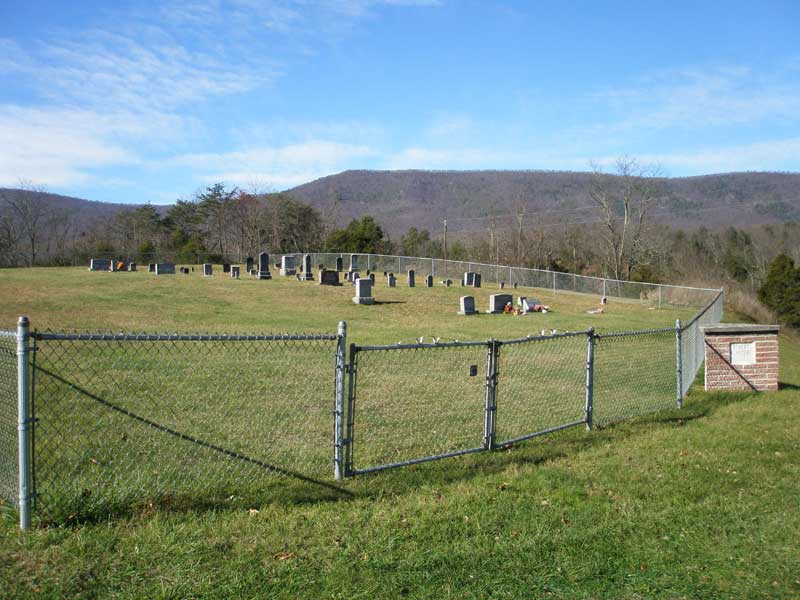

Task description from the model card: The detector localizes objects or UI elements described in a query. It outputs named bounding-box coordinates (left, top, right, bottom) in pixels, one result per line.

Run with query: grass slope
left=0, top=267, right=797, bottom=598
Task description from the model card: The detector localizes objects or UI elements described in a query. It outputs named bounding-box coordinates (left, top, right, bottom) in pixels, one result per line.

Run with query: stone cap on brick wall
left=701, top=323, right=780, bottom=335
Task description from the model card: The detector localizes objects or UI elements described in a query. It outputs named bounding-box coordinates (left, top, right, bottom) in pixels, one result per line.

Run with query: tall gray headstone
left=459, top=296, right=477, bottom=315
left=388, top=273, right=396, bottom=287
left=246, top=257, right=254, bottom=272
left=300, top=254, right=313, bottom=281
left=336, top=256, right=343, bottom=272
left=407, top=269, right=415, bottom=288
left=258, top=252, right=272, bottom=280
left=203, top=263, right=213, bottom=276
left=353, top=278, right=374, bottom=305
left=474, top=273, right=481, bottom=288
left=349, top=254, right=359, bottom=272
left=426, top=275, right=433, bottom=287
left=487, top=294, right=513, bottom=314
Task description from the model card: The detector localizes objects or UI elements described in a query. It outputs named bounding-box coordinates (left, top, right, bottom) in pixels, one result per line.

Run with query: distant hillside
left=286, top=170, right=800, bottom=235
left=0, top=188, right=147, bottom=230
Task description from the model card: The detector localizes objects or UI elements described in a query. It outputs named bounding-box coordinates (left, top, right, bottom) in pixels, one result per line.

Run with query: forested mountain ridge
left=286, top=170, right=800, bottom=234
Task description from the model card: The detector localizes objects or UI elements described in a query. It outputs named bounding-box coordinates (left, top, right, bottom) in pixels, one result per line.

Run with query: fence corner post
left=17, top=315, right=32, bottom=530
left=675, top=319, right=683, bottom=409
left=334, top=321, right=347, bottom=480
left=585, top=328, right=595, bottom=431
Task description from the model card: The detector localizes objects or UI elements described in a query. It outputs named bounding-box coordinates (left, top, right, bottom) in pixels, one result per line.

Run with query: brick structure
left=702, top=324, right=780, bottom=392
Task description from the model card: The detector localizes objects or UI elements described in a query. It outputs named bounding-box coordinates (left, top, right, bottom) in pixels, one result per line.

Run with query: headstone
left=336, top=256, right=343, bottom=272
left=231, top=265, right=240, bottom=278
left=369, top=273, right=375, bottom=284
left=180, top=267, right=190, bottom=274
left=318, top=269, right=340, bottom=286
left=155, top=263, right=176, bottom=275
left=299, top=254, right=313, bottom=281
left=203, top=263, right=213, bottom=276
left=351, top=272, right=361, bottom=283
left=459, top=296, right=477, bottom=315
left=513, top=283, right=518, bottom=289
left=383, top=271, right=387, bottom=276
left=463, top=272, right=476, bottom=286
left=280, top=255, right=296, bottom=276
left=425, top=275, right=433, bottom=287
left=128, top=262, right=136, bottom=272
left=500, top=282, right=505, bottom=289
left=250, top=269, right=258, bottom=276
left=407, top=269, right=415, bottom=287
left=388, top=274, right=396, bottom=287
left=246, top=257, right=254, bottom=272
left=258, top=252, right=272, bottom=280
left=487, top=293, right=513, bottom=314
left=353, top=278, right=374, bottom=305
left=474, top=273, right=481, bottom=288
left=601, top=296, right=608, bottom=305
left=441, top=279, right=452, bottom=287
left=89, top=258, right=111, bottom=271
left=223, top=263, right=231, bottom=273
left=318, top=264, right=325, bottom=271
left=349, top=254, right=359, bottom=272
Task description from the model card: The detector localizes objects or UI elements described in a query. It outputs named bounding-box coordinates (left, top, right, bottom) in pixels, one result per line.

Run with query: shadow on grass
left=779, top=382, right=800, bottom=391
left=32, top=386, right=759, bottom=528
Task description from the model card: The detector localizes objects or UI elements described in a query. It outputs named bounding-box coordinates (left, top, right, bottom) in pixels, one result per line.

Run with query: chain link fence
left=281, top=252, right=720, bottom=310
left=0, top=330, right=17, bottom=507
left=29, top=330, right=341, bottom=522
left=1, top=281, right=725, bottom=527
left=679, top=292, right=725, bottom=398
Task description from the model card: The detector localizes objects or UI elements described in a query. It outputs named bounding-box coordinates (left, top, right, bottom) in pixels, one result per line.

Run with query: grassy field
left=1, top=266, right=798, bottom=598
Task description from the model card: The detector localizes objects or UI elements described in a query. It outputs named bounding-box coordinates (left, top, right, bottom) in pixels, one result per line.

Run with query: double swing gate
left=3, top=315, right=699, bottom=527
left=340, top=330, right=596, bottom=476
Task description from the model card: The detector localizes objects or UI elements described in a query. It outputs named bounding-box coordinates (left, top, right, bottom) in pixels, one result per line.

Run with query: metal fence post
left=334, top=321, right=347, bottom=480
left=658, top=285, right=662, bottom=309
left=343, top=343, right=358, bottom=477
left=17, top=316, right=32, bottom=530
left=676, top=319, right=683, bottom=409
left=483, top=340, right=499, bottom=451
left=585, top=328, right=595, bottom=431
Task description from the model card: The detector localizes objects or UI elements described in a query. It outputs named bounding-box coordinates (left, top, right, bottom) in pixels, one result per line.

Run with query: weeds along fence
left=1, top=292, right=724, bottom=528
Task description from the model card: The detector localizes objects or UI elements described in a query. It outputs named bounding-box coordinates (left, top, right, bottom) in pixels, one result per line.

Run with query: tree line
left=2, top=178, right=799, bottom=327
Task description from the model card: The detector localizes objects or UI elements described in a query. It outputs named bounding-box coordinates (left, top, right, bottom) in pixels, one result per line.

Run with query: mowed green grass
left=1, top=266, right=799, bottom=598
left=0, top=266, right=696, bottom=341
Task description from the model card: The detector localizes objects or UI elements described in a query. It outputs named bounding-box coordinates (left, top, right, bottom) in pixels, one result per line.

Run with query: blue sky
left=1, top=0, right=799, bottom=204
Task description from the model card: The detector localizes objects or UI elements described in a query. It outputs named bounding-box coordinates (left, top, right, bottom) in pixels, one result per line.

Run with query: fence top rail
left=500, top=329, right=592, bottom=345
left=595, top=326, right=676, bottom=339
left=298, top=252, right=723, bottom=294
left=32, top=331, right=339, bottom=342
left=355, top=339, right=489, bottom=352
left=680, top=291, right=725, bottom=330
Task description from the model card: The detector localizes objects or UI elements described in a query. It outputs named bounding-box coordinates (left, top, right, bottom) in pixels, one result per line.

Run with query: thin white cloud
left=589, top=64, right=800, bottom=134
left=173, top=141, right=376, bottom=189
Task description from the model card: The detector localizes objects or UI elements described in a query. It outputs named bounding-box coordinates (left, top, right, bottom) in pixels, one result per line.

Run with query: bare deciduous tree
left=0, top=182, right=52, bottom=267
left=589, top=158, right=661, bottom=281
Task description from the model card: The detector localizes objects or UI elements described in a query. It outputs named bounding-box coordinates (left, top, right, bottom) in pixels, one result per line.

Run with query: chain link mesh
left=0, top=330, right=17, bottom=506
left=593, top=329, right=678, bottom=426
left=495, top=334, right=588, bottom=446
left=31, top=332, right=338, bottom=521
left=349, top=343, right=488, bottom=473
left=681, top=292, right=725, bottom=395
